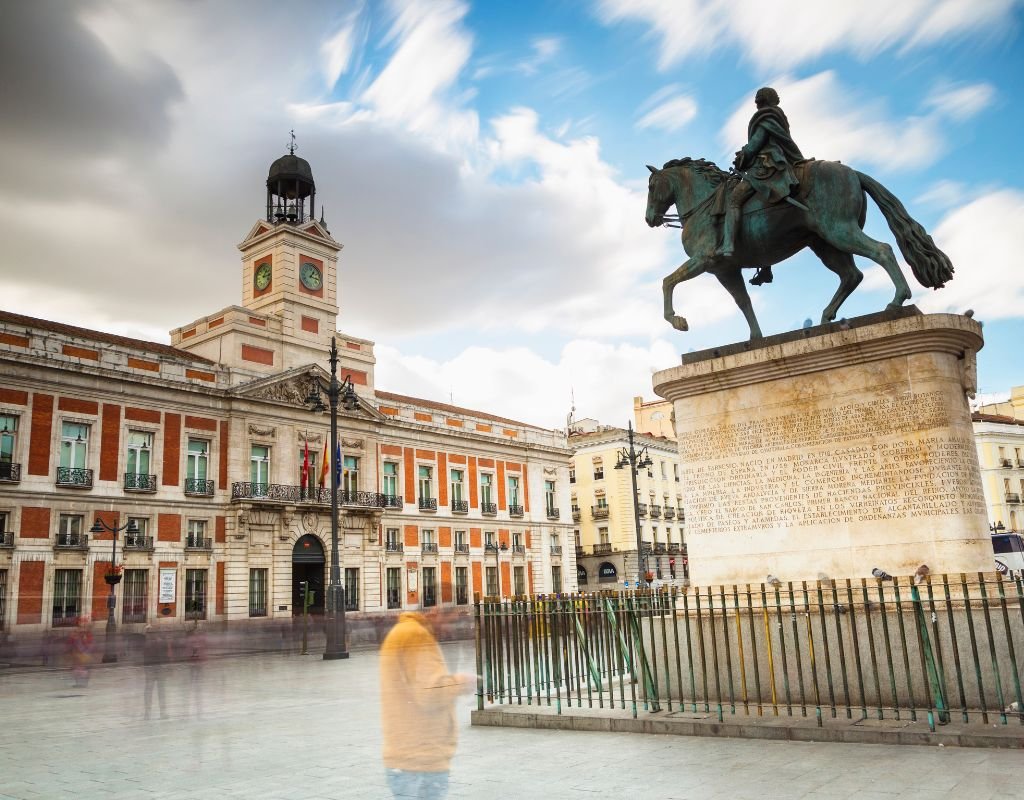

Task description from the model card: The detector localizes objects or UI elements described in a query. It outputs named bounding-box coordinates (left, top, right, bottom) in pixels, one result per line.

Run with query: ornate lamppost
left=614, top=422, right=653, bottom=589
left=305, top=336, right=359, bottom=660
left=487, top=539, right=509, bottom=596
left=89, top=517, right=138, bottom=663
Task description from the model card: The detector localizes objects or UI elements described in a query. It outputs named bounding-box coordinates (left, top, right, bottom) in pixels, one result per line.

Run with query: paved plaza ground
left=1, top=641, right=1020, bottom=800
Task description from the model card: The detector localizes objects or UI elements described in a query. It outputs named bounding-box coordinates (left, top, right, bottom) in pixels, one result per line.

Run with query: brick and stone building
left=0, top=149, right=573, bottom=636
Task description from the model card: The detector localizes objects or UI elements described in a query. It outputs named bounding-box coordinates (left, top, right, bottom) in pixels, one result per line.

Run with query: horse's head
left=645, top=164, right=674, bottom=228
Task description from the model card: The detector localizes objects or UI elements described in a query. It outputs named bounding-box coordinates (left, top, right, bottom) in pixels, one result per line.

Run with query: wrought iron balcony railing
left=481, top=502, right=497, bottom=515
left=184, top=478, right=215, bottom=497
left=452, top=499, right=469, bottom=513
left=123, top=534, right=154, bottom=551
left=230, top=482, right=395, bottom=509
left=124, top=472, right=157, bottom=492
left=1001, top=458, right=1014, bottom=468
left=550, top=545, right=562, bottom=556
left=455, top=542, right=470, bottom=554
left=592, top=543, right=612, bottom=555
left=0, top=531, right=13, bottom=548
left=1007, top=493, right=1022, bottom=504
left=637, top=503, right=648, bottom=517
left=421, top=542, right=439, bottom=554
left=663, top=507, right=676, bottom=519
left=546, top=507, right=560, bottom=520
left=641, top=540, right=653, bottom=551
left=654, top=543, right=667, bottom=554
left=384, top=541, right=404, bottom=553
left=591, top=505, right=609, bottom=519
left=185, top=535, right=212, bottom=550
left=54, top=532, right=89, bottom=549
left=509, top=504, right=524, bottom=517
left=667, top=543, right=681, bottom=554
left=484, top=542, right=500, bottom=552
left=56, top=467, right=93, bottom=488
left=571, top=509, right=581, bottom=522
left=512, top=544, right=526, bottom=555
left=0, top=461, right=21, bottom=483
left=418, top=497, right=437, bottom=512
left=650, top=505, right=662, bottom=518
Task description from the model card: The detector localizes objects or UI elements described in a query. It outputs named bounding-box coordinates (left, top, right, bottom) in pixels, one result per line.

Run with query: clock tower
left=170, top=142, right=376, bottom=388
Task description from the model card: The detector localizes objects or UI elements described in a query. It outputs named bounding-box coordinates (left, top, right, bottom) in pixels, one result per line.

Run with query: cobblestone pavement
left=1, top=642, right=1020, bottom=800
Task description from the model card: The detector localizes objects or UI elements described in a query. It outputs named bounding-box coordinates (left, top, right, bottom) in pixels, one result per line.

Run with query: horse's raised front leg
left=663, top=257, right=709, bottom=332
left=715, top=268, right=763, bottom=339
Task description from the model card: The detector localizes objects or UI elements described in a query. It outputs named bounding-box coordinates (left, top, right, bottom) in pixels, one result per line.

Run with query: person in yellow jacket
left=379, top=610, right=475, bottom=799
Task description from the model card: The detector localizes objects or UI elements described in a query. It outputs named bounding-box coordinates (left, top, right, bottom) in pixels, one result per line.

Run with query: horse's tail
left=857, top=170, right=953, bottom=289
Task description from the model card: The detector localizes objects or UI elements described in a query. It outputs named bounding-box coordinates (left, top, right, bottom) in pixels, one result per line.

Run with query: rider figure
left=717, top=87, right=805, bottom=285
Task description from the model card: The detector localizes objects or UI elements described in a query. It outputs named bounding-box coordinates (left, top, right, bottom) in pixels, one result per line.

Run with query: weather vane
left=288, top=129, right=297, bottom=155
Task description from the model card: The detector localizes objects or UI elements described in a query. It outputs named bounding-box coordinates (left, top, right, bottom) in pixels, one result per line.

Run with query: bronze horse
left=645, top=158, right=953, bottom=338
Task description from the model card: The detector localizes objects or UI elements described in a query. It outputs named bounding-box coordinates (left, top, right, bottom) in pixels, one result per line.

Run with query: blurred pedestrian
left=379, top=609, right=475, bottom=799
left=143, top=625, right=171, bottom=720
left=185, top=621, right=208, bottom=718
left=67, top=617, right=94, bottom=688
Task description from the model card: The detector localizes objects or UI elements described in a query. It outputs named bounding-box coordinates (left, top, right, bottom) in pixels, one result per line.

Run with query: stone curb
left=472, top=705, right=1024, bottom=749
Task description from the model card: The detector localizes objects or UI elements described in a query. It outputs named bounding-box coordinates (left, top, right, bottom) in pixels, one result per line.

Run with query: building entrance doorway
left=292, top=534, right=325, bottom=616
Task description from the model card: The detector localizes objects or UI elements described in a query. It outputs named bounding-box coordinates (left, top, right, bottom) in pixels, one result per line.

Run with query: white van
left=992, top=532, right=1024, bottom=575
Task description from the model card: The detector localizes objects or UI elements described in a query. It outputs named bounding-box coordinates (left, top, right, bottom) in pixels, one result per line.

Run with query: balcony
left=0, top=461, right=21, bottom=483
left=54, top=532, right=89, bottom=550
left=481, top=502, right=497, bottom=516
left=124, top=472, right=157, bottom=493
left=455, top=543, right=470, bottom=555
left=509, top=504, right=524, bottom=517
left=575, top=546, right=585, bottom=559
left=421, top=542, right=439, bottom=554
left=641, top=540, right=653, bottom=552
left=591, top=505, right=609, bottom=519
left=123, top=534, right=154, bottom=552
left=484, top=542, right=500, bottom=553
left=1007, top=493, right=1022, bottom=504
left=230, top=482, right=393, bottom=509
left=637, top=503, right=648, bottom=518
left=451, top=499, right=469, bottom=514
left=550, top=545, right=562, bottom=556
left=654, top=543, right=667, bottom=554
left=677, top=509, right=685, bottom=523
left=0, top=531, right=13, bottom=548
left=56, top=467, right=93, bottom=489
left=667, top=543, right=681, bottom=554
left=184, top=478, right=215, bottom=497
left=418, top=497, right=437, bottom=512
left=650, top=504, right=662, bottom=518
left=663, top=507, right=676, bottom=520
left=1002, top=459, right=1014, bottom=468
left=546, top=507, right=560, bottom=521
left=384, top=541, right=404, bottom=554
left=571, top=508, right=581, bottom=522
left=511, top=544, right=526, bottom=555
left=592, top=543, right=612, bottom=555
left=185, top=535, right=212, bottom=551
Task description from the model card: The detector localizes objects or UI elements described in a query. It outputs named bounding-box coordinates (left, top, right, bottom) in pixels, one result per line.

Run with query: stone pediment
left=233, top=365, right=384, bottom=420
left=238, top=218, right=341, bottom=250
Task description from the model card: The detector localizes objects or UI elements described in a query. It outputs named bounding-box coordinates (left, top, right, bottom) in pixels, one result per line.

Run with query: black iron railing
left=124, top=473, right=157, bottom=492
left=0, top=531, right=13, bottom=547
left=56, top=467, right=93, bottom=488
left=385, top=541, right=404, bottom=553
left=123, top=534, right=154, bottom=551
left=546, top=507, right=560, bottom=520
left=637, top=503, right=648, bottom=517
left=418, top=497, right=437, bottom=511
left=452, top=499, right=469, bottom=513
left=667, top=543, right=681, bottom=554
left=650, top=505, right=662, bottom=518
left=382, top=493, right=404, bottom=508
left=455, top=543, right=470, bottom=554
left=1007, top=493, right=1022, bottom=504
left=592, top=543, right=611, bottom=555
left=509, top=504, right=524, bottom=517
left=654, top=543, right=667, bottom=554
left=550, top=545, right=562, bottom=555
left=184, top=478, right=215, bottom=496
left=512, top=544, right=526, bottom=555
left=0, top=462, right=21, bottom=482
left=422, top=542, right=439, bottom=554
left=55, top=533, right=88, bottom=549
left=482, top=503, right=497, bottom=515
left=572, top=509, right=581, bottom=522
left=664, top=508, right=676, bottom=519
left=591, top=505, right=609, bottom=519
left=185, top=536, right=212, bottom=550
left=231, top=482, right=394, bottom=509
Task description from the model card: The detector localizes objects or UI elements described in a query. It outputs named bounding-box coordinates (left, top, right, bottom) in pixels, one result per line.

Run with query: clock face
left=254, top=262, right=272, bottom=291
left=300, top=262, right=323, bottom=290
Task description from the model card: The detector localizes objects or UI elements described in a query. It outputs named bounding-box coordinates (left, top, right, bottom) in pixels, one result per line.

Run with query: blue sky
left=0, top=1, right=1021, bottom=427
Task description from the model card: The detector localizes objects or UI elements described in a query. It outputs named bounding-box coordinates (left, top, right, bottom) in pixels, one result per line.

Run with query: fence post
left=474, top=592, right=484, bottom=711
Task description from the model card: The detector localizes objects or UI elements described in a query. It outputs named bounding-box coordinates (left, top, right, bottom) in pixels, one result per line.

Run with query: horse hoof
left=669, top=315, right=689, bottom=332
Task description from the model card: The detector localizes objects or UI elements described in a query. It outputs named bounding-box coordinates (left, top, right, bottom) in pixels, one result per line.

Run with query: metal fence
left=474, top=572, right=1024, bottom=732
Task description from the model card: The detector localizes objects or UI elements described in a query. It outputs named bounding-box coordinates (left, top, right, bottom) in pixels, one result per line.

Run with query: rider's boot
left=716, top=204, right=739, bottom=257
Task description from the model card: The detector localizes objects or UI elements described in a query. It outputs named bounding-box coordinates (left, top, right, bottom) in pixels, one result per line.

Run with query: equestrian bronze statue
left=646, top=87, right=953, bottom=340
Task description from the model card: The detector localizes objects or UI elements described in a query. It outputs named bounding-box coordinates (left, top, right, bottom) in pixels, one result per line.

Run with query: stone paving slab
left=1, top=644, right=1022, bottom=799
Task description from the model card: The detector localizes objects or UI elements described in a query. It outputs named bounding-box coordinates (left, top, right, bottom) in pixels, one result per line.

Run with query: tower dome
left=266, top=133, right=316, bottom=224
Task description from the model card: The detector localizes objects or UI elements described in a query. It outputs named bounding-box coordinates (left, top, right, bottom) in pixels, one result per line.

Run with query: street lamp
left=487, top=540, right=509, bottom=596
left=89, top=517, right=138, bottom=663
left=614, top=422, right=653, bottom=589
left=305, top=335, right=360, bottom=661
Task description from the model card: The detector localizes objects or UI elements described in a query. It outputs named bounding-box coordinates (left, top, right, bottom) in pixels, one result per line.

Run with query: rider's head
left=755, top=87, right=780, bottom=109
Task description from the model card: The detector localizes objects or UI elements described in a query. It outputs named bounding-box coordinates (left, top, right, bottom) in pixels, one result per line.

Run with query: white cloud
left=636, top=92, right=698, bottom=133
left=375, top=338, right=681, bottom=429
left=320, top=8, right=364, bottom=91
left=924, top=81, right=996, bottom=121
left=596, top=0, right=1019, bottom=71
left=913, top=189, right=1024, bottom=320
left=720, top=71, right=945, bottom=172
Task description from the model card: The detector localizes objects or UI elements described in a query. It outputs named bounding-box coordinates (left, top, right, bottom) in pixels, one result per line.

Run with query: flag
left=335, top=442, right=342, bottom=490
left=318, top=438, right=329, bottom=489
left=301, top=435, right=310, bottom=497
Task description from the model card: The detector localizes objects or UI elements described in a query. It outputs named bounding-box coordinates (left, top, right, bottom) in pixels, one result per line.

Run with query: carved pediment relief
left=234, top=365, right=386, bottom=421
left=248, top=374, right=320, bottom=407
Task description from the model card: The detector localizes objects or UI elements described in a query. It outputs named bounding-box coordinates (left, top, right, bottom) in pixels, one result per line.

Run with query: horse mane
left=662, top=157, right=728, bottom=186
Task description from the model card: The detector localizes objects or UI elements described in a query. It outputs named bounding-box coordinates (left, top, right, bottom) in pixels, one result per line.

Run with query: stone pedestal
left=652, top=309, right=992, bottom=586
